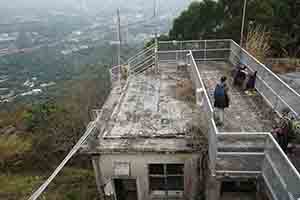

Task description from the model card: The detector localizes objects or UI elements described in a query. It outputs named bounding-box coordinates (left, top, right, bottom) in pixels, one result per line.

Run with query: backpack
left=292, top=120, right=300, bottom=135
left=214, top=84, right=225, bottom=97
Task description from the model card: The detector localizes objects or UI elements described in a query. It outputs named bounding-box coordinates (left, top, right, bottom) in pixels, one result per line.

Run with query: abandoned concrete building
left=83, top=40, right=300, bottom=200
left=28, top=40, right=300, bottom=200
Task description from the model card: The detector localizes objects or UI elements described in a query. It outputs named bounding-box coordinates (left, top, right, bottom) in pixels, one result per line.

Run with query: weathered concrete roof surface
left=92, top=63, right=206, bottom=153
left=102, top=64, right=201, bottom=139
left=99, top=83, right=124, bottom=122
left=280, top=72, right=300, bottom=94
left=95, top=61, right=278, bottom=153
left=95, top=138, right=201, bottom=153
left=197, top=62, right=275, bottom=132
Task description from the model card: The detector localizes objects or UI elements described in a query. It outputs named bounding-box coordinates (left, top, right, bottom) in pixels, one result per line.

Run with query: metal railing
left=229, top=40, right=300, bottom=116
left=158, top=40, right=231, bottom=62
left=158, top=39, right=231, bottom=51
left=189, top=51, right=217, bottom=175
left=109, top=44, right=156, bottom=83
left=157, top=40, right=300, bottom=200
left=216, top=132, right=268, bottom=175
left=263, top=135, right=300, bottom=200
left=109, top=44, right=157, bottom=83
left=128, top=44, right=156, bottom=76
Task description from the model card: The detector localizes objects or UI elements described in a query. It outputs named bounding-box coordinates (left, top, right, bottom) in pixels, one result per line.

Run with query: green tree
left=199, top=0, right=274, bottom=42
left=168, top=0, right=300, bottom=57
left=169, top=0, right=222, bottom=40
left=269, top=0, right=300, bottom=57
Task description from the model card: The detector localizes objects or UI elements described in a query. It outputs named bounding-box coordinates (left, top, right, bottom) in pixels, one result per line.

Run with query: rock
left=176, top=79, right=194, bottom=100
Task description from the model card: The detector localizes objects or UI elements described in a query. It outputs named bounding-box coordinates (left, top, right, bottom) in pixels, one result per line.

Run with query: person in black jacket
left=233, top=63, right=247, bottom=87
left=214, top=76, right=230, bottom=126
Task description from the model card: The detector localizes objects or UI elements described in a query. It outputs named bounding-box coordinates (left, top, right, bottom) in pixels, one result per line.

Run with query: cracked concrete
left=197, top=61, right=275, bottom=133
left=102, top=63, right=202, bottom=141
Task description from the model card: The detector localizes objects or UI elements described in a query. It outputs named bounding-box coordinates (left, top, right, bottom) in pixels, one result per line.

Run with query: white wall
left=98, top=152, right=201, bottom=200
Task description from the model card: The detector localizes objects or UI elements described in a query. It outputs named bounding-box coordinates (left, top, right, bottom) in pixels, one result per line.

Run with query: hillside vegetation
left=167, top=0, right=300, bottom=58
left=0, top=63, right=110, bottom=199
left=2, top=0, right=300, bottom=199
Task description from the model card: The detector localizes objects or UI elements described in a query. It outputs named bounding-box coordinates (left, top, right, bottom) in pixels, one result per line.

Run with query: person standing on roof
left=233, top=63, right=247, bottom=87
left=245, top=71, right=257, bottom=95
left=272, top=108, right=293, bottom=152
left=214, top=76, right=230, bottom=126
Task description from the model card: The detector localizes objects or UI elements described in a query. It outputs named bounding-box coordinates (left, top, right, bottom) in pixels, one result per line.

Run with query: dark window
left=149, top=164, right=164, bottom=175
left=166, top=176, right=184, bottom=190
left=167, top=164, right=184, bottom=175
left=149, top=164, right=184, bottom=196
left=149, top=177, right=165, bottom=190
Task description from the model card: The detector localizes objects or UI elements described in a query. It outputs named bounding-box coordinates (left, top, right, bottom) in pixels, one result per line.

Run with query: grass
left=0, top=168, right=98, bottom=200
left=245, top=25, right=271, bottom=63
left=0, top=134, right=32, bottom=161
left=0, top=174, right=42, bottom=199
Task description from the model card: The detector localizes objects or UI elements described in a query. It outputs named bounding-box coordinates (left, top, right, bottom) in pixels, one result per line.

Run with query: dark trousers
left=277, top=133, right=288, bottom=152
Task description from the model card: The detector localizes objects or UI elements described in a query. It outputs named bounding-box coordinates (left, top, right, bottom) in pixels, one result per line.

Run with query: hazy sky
left=0, top=0, right=77, bottom=9
left=0, top=0, right=191, bottom=11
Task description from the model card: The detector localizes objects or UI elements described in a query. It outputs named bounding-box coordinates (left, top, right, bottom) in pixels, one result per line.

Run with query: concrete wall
left=96, top=153, right=202, bottom=200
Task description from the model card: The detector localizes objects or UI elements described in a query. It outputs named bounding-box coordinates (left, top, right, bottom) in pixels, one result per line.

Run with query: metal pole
left=153, top=0, right=158, bottom=73
left=155, top=39, right=158, bottom=73
left=204, top=40, right=207, bottom=63
left=154, top=0, right=157, bottom=40
left=117, top=9, right=121, bottom=84
left=240, top=0, right=247, bottom=46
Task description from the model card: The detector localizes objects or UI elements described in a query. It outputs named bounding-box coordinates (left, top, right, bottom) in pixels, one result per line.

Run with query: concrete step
left=216, top=153, right=264, bottom=172
left=217, top=134, right=267, bottom=152
left=220, top=192, right=256, bottom=200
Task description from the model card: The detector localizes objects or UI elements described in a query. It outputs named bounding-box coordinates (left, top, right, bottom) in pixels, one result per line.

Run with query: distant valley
left=0, top=2, right=189, bottom=107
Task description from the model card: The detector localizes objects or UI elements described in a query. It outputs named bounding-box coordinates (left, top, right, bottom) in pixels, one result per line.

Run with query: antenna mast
left=154, top=0, right=157, bottom=40
left=117, top=8, right=122, bottom=83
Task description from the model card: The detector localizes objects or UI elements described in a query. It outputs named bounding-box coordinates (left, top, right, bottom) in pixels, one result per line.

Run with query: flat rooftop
left=95, top=61, right=277, bottom=154
left=102, top=63, right=201, bottom=139
left=93, top=63, right=205, bottom=153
